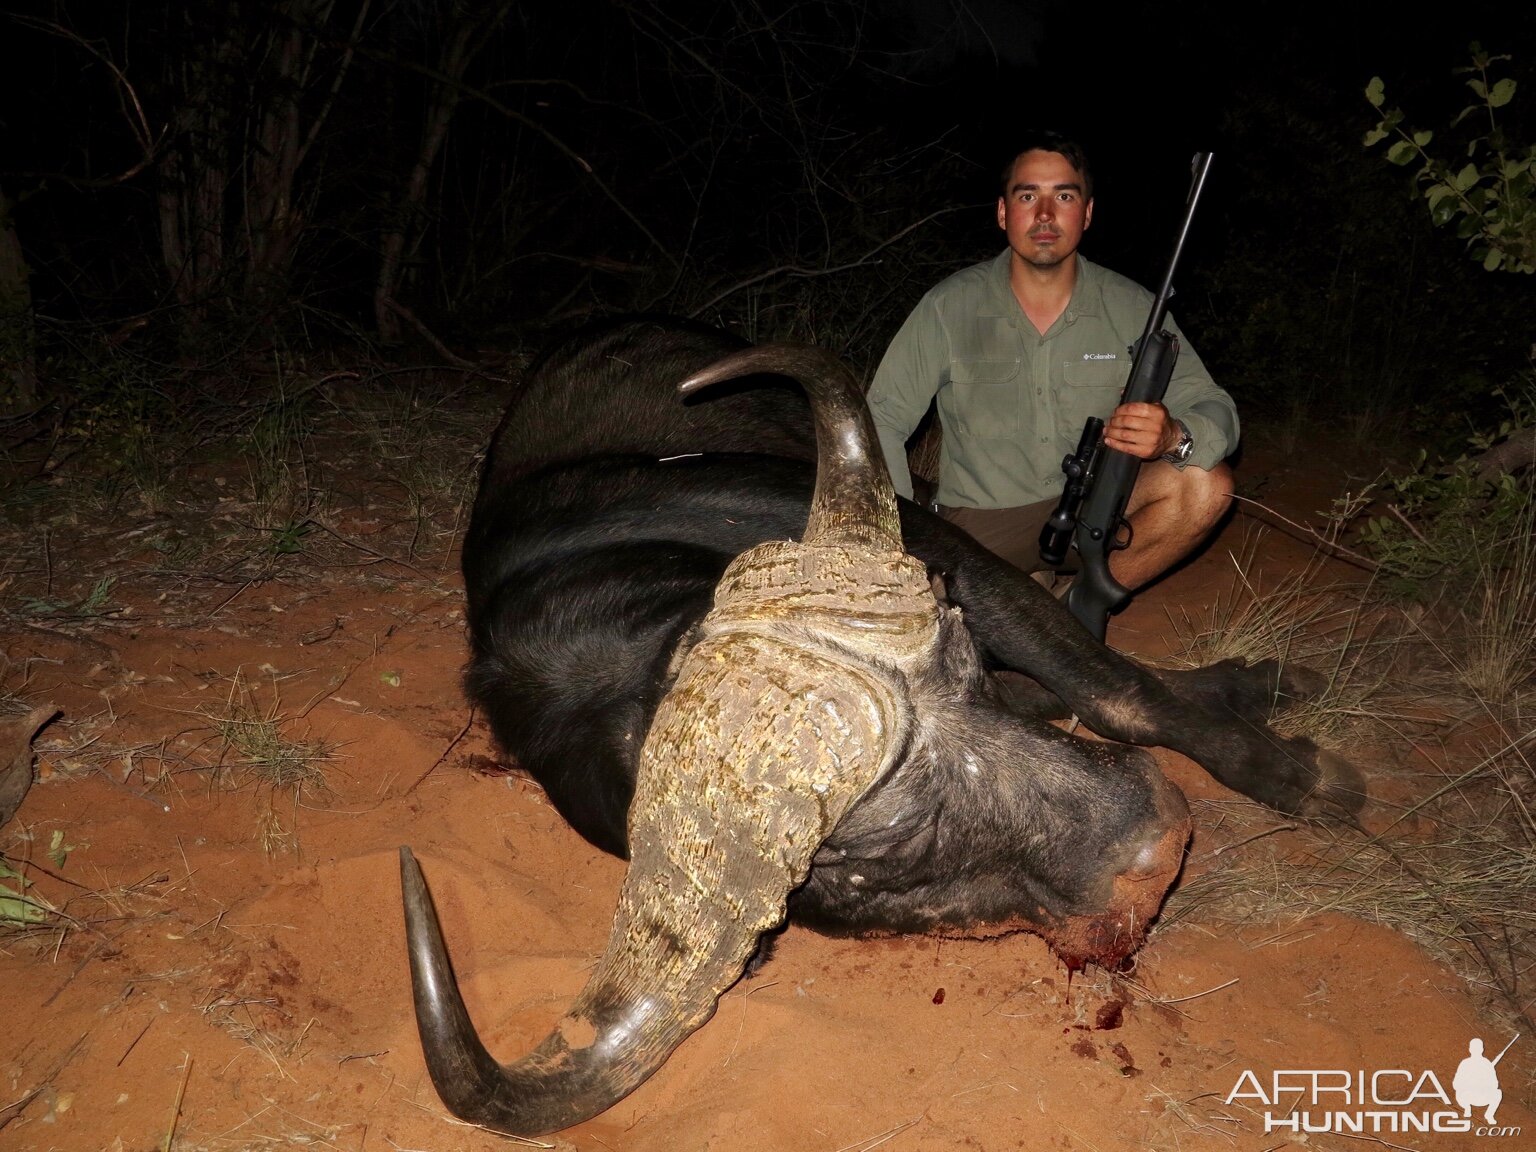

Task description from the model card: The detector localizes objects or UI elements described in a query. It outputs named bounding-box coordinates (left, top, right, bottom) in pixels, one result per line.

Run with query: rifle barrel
left=1491, top=1032, right=1520, bottom=1066
left=1138, top=152, right=1214, bottom=349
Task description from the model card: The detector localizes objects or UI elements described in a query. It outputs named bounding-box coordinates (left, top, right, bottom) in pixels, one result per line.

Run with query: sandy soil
left=1, top=398, right=1530, bottom=1152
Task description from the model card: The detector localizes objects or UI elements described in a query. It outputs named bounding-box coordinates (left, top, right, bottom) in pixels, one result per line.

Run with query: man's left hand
left=1104, top=401, right=1179, bottom=460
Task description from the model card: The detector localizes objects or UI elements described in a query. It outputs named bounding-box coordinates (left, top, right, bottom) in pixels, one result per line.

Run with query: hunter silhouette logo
left=1225, top=1033, right=1522, bottom=1137
left=1454, top=1035, right=1517, bottom=1126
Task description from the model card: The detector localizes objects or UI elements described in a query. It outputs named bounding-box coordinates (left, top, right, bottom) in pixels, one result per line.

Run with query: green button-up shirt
left=867, top=250, right=1239, bottom=507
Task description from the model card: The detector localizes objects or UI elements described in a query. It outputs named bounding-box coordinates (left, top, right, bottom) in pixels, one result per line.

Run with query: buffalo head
left=399, top=343, right=1190, bottom=1136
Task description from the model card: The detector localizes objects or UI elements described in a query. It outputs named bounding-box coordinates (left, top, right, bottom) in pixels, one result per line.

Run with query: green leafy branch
left=0, top=858, right=52, bottom=926
left=1365, top=46, right=1534, bottom=274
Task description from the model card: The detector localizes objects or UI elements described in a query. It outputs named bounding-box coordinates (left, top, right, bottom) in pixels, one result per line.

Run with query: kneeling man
left=867, top=131, right=1235, bottom=591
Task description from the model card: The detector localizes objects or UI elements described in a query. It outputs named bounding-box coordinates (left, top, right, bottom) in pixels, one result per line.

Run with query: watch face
left=1164, top=426, right=1193, bottom=463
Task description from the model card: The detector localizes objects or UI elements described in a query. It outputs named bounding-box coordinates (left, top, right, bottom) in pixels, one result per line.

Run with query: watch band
left=1161, top=420, right=1193, bottom=465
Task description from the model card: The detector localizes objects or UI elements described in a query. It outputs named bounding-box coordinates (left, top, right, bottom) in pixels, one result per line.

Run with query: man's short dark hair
left=1000, top=132, right=1093, bottom=201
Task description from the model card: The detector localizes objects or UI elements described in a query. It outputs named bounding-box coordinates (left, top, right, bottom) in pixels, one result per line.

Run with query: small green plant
left=1334, top=373, right=1535, bottom=602
left=1365, top=46, right=1535, bottom=274
left=77, top=575, right=116, bottom=614
left=36, top=336, right=188, bottom=512
left=266, top=516, right=313, bottom=557
left=1354, top=454, right=1534, bottom=594
left=19, top=574, right=119, bottom=618
left=45, top=829, right=73, bottom=869
left=245, top=390, right=311, bottom=505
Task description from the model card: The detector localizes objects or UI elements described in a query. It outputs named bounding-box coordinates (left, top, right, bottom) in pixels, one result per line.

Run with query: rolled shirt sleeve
left=1160, top=312, right=1238, bottom=470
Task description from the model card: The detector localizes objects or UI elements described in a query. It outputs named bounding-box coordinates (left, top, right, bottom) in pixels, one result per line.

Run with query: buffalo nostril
left=1127, top=814, right=1187, bottom=884
left=1124, top=772, right=1192, bottom=883
left=1130, top=829, right=1171, bottom=876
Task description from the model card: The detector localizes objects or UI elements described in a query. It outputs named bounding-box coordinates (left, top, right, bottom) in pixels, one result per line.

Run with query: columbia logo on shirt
left=1082, top=352, right=1118, bottom=361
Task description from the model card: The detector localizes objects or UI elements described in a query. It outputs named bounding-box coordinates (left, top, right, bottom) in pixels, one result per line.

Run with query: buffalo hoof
left=1298, top=746, right=1367, bottom=821
left=1159, top=657, right=1322, bottom=728
left=1269, top=660, right=1330, bottom=707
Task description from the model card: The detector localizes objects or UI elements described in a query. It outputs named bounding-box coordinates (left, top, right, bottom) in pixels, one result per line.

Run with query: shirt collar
left=985, top=250, right=1103, bottom=323
left=1063, top=255, right=1103, bottom=320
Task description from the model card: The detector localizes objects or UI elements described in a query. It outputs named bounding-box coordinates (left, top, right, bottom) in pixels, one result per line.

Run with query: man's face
left=996, top=149, right=1094, bottom=270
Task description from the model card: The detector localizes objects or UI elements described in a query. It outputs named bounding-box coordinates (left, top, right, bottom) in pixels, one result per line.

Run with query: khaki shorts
left=938, top=499, right=1077, bottom=575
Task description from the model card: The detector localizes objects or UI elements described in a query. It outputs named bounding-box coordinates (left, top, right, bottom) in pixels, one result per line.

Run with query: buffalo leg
left=918, top=524, right=1363, bottom=818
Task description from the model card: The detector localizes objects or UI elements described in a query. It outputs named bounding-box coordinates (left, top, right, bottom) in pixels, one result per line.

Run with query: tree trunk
left=157, top=0, right=365, bottom=317
left=0, top=184, right=37, bottom=410
left=157, top=8, right=237, bottom=314
left=246, top=0, right=368, bottom=305
left=375, top=6, right=507, bottom=344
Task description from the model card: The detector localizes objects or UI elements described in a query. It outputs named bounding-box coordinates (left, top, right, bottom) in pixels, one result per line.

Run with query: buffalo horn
left=403, top=343, right=931, bottom=1135
left=679, top=345, right=901, bottom=551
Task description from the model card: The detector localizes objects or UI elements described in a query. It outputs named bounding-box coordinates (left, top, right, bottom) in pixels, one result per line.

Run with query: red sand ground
left=2, top=430, right=1530, bottom=1152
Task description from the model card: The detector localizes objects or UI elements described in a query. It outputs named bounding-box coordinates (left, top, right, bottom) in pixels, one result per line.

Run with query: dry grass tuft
left=201, top=990, right=315, bottom=1079
left=1449, top=498, right=1536, bottom=712
left=201, top=670, right=334, bottom=854
left=1167, top=537, right=1359, bottom=673
left=1165, top=719, right=1536, bottom=1039
left=1141, top=1083, right=1251, bottom=1149
left=207, top=672, right=332, bottom=793
left=1158, top=530, right=1536, bottom=1042
left=1167, top=536, right=1425, bottom=749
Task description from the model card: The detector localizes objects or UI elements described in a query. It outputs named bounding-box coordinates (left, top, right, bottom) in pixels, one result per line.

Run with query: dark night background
left=2, top=0, right=1534, bottom=446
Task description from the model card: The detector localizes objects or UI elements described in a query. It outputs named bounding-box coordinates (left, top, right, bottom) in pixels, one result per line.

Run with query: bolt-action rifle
left=1038, top=152, right=1214, bottom=642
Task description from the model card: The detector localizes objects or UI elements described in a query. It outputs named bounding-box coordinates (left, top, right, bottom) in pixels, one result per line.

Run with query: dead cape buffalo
left=398, top=317, right=1363, bottom=1137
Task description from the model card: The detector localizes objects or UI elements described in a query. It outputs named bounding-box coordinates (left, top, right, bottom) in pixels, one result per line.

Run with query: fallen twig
left=406, top=707, right=476, bottom=795
left=1232, top=495, right=1378, bottom=572
left=162, top=1052, right=192, bottom=1152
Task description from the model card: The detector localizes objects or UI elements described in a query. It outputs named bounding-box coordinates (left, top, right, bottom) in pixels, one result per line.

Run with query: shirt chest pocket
left=1060, top=359, right=1125, bottom=427
left=944, top=358, right=1021, bottom=438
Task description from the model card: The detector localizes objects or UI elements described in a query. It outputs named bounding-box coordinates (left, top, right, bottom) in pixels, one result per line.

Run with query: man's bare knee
left=1183, top=461, right=1234, bottom=530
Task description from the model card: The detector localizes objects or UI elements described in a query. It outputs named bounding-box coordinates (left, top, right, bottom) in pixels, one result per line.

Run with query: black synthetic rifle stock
left=1049, top=152, right=1213, bottom=642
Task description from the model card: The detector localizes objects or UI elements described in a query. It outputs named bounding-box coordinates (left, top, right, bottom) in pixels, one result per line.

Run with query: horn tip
left=400, top=845, right=431, bottom=916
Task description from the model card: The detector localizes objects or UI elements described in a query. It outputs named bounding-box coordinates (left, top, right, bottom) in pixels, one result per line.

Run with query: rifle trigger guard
left=1109, top=517, right=1133, bottom=553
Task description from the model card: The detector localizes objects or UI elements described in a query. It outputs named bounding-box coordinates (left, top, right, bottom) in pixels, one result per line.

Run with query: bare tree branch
left=1231, top=495, right=1380, bottom=573
left=368, top=49, right=680, bottom=268
left=294, top=0, right=373, bottom=175
left=8, top=14, right=165, bottom=186
left=382, top=298, right=475, bottom=369
left=1473, top=432, right=1536, bottom=481
left=688, top=205, right=974, bottom=317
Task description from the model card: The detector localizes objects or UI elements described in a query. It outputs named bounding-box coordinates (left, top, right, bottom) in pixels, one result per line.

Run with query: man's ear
left=996, top=196, right=1008, bottom=232
left=1084, top=197, right=1095, bottom=230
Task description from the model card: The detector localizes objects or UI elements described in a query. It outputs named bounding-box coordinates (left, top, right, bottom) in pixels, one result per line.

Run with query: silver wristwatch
left=1161, top=420, right=1194, bottom=466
